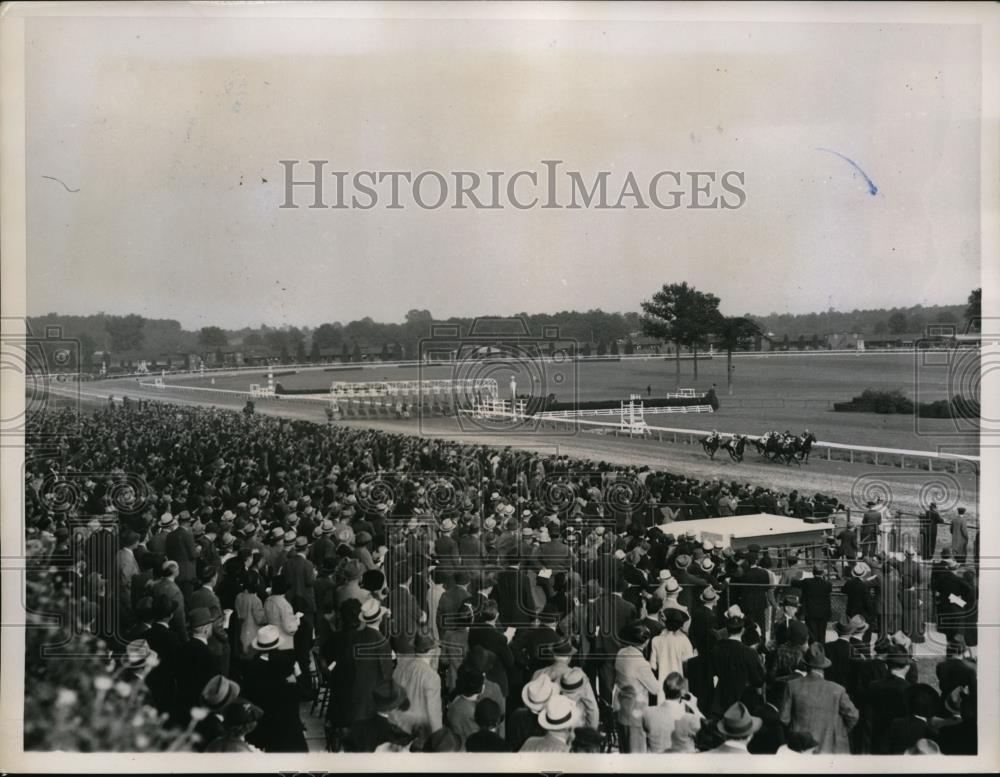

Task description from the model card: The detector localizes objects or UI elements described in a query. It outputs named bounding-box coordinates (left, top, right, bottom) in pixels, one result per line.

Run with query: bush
left=835, top=388, right=978, bottom=419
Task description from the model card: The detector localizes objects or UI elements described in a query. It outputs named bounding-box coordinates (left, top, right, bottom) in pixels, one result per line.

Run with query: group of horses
left=700, top=429, right=817, bottom=465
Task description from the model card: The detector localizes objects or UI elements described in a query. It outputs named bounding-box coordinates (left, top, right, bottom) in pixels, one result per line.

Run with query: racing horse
left=722, top=434, right=747, bottom=463
left=701, top=430, right=723, bottom=460
left=798, top=430, right=817, bottom=463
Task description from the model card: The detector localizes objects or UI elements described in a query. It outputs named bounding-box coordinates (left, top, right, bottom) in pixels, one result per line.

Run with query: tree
left=888, top=312, right=908, bottom=334
left=873, top=319, right=888, bottom=335
left=105, top=314, right=145, bottom=352
left=341, top=343, right=351, bottom=364
left=610, top=340, right=620, bottom=355
left=811, top=333, right=819, bottom=350
left=312, top=323, right=343, bottom=351
left=596, top=339, right=608, bottom=356
left=351, top=342, right=362, bottom=362
left=624, top=338, right=635, bottom=355
left=198, top=326, right=228, bottom=348
left=581, top=342, right=592, bottom=357
left=797, top=334, right=806, bottom=351
left=781, top=333, right=790, bottom=350
left=715, top=316, right=762, bottom=394
left=79, top=333, right=96, bottom=372
left=309, top=340, right=320, bottom=362
left=640, top=282, right=720, bottom=387
left=966, top=288, right=981, bottom=331
left=243, top=332, right=263, bottom=347
left=380, top=343, right=390, bottom=361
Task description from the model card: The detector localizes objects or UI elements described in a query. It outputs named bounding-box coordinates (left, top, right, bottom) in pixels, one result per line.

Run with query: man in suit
left=739, top=552, right=771, bottom=636
left=843, top=563, right=875, bottom=623
left=950, top=508, right=970, bottom=564
left=434, top=517, right=460, bottom=569
left=710, top=614, right=765, bottom=715
left=824, top=615, right=861, bottom=690
left=387, top=560, right=424, bottom=655
left=672, top=554, right=704, bottom=610
left=585, top=576, right=637, bottom=704
left=920, top=502, right=944, bottom=559
left=795, top=565, right=833, bottom=644
left=780, top=643, right=858, bottom=753
left=884, top=683, right=939, bottom=754
left=708, top=702, right=762, bottom=753
left=189, top=564, right=230, bottom=676
left=458, top=523, right=486, bottom=568
left=860, top=502, right=882, bottom=558
left=865, top=645, right=914, bottom=754
left=467, top=598, right=516, bottom=696
left=242, top=625, right=309, bottom=752
left=175, top=607, right=224, bottom=722
left=493, top=551, right=542, bottom=628
left=166, top=511, right=199, bottom=605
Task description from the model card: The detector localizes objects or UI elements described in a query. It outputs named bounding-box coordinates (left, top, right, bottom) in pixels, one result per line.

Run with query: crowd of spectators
left=23, top=401, right=978, bottom=755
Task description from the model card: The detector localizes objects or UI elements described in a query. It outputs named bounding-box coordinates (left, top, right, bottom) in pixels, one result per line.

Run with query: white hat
left=537, top=694, right=579, bottom=731
left=521, top=674, right=557, bottom=713
left=702, top=540, right=713, bottom=552
left=658, top=568, right=673, bottom=581
left=360, top=598, right=387, bottom=623
left=484, top=517, right=497, bottom=530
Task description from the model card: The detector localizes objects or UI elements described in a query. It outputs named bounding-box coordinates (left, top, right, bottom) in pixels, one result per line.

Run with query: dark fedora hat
left=802, top=642, right=832, bottom=669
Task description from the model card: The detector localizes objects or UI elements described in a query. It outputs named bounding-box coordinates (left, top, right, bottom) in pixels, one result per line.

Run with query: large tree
left=198, top=326, right=228, bottom=347
left=640, top=282, right=721, bottom=387
left=104, top=314, right=145, bottom=352
left=966, top=288, right=981, bottom=331
left=887, top=311, right=909, bottom=334
left=714, top=315, right=763, bottom=394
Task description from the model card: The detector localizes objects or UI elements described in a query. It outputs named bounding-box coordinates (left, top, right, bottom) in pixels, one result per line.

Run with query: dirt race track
left=51, top=378, right=979, bottom=519
left=152, top=351, right=980, bottom=454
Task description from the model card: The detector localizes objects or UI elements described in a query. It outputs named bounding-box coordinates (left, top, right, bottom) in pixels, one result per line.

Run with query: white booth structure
left=657, top=513, right=836, bottom=551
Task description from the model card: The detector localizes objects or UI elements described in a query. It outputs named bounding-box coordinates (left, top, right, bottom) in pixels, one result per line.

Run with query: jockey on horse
left=722, top=433, right=747, bottom=463
left=701, top=429, right=723, bottom=460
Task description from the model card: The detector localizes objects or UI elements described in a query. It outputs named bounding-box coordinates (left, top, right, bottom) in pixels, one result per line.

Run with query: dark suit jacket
left=511, top=625, right=565, bottom=676
left=176, top=637, right=223, bottom=714
left=242, top=655, right=308, bottom=752
left=688, top=604, right=719, bottom=656
left=586, top=593, right=636, bottom=659
left=386, top=584, right=423, bottom=653
left=866, top=674, right=912, bottom=753
left=165, top=526, right=198, bottom=583
left=886, top=715, right=937, bottom=754
left=796, top=577, right=833, bottom=620
left=740, top=567, right=771, bottom=615
left=493, top=567, right=539, bottom=627
left=842, top=577, right=874, bottom=620
left=468, top=623, right=516, bottom=695
left=344, top=714, right=396, bottom=753
left=823, top=638, right=855, bottom=689
left=710, top=638, right=765, bottom=714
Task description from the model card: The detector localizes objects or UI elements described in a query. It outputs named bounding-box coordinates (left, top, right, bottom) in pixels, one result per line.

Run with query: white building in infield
left=657, top=513, right=836, bottom=551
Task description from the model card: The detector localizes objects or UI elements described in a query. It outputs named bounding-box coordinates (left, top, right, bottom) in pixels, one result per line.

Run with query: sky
left=25, top=10, right=982, bottom=330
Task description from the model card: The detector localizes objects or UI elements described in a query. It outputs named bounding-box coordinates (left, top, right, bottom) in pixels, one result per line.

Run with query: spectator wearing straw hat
left=241, top=624, right=307, bottom=752
left=520, top=694, right=579, bottom=752
left=558, top=666, right=599, bottom=730
left=843, top=562, right=875, bottom=623
left=780, top=643, right=858, bottom=753
left=508, top=674, right=555, bottom=752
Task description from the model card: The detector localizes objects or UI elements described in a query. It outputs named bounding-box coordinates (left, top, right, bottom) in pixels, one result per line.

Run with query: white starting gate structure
left=471, top=397, right=528, bottom=421
left=620, top=394, right=649, bottom=434
left=327, top=378, right=499, bottom=419
left=329, top=378, right=498, bottom=400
